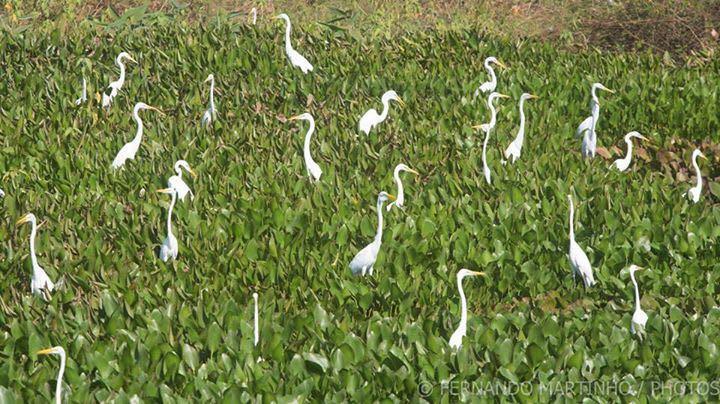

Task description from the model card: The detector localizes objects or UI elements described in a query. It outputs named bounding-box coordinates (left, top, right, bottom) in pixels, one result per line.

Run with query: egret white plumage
left=387, top=163, right=419, bottom=211
left=349, top=191, right=396, bottom=276
left=74, top=77, right=87, bottom=105
left=253, top=292, right=259, bottom=346
left=627, top=265, right=648, bottom=335
left=250, top=7, right=257, bottom=25
left=157, top=188, right=179, bottom=262
left=16, top=213, right=55, bottom=299
left=201, top=74, right=216, bottom=127
left=111, top=102, right=162, bottom=169
left=288, top=113, right=322, bottom=182
left=567, top=195, right=595, bottom=288
left=611, top=131, right=649, bottom=172
left=0, top=188, right=4, bottom=197
left=274, top=14, right=313, bottom=74
left=36, top=346, right=66, bottom=404
left=683, top=149, right=707, bottom=203
left=449, top=269, right=486, bottom=350
left=504, top=93, right=538, bottom=163
left=101, top=52, right=136, bottom=108
left=472, top=92, right=509, bottom=184
left=168, top=160, right=196, bottom=202
left=474, top=57, right=506, bottom=97
left=358, top=90, right=404, bottom=135
left=576, top=82, right=614, bottom=158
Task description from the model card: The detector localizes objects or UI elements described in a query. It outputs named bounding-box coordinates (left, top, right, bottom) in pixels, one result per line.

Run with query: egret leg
left=361, top=266, right=367, bottom=276
left=368, top=266, right=374, bottom=276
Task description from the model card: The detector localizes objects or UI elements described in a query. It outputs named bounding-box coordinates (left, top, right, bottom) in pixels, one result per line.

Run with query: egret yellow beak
left=699, top=153, right=708, bottom=160
left=272, top=15, right=282, bottom=19
left=407, top=168, right=419, bottom=175
left=387, top=193, right=397, bottom=201
left=603, top=87, right=615, bottom=93
left=36, top=348, right=54, bottom=355
left=127, top=55, right=137, bottom=64
left=146, top=106, right=164, bottom=116
left=638, top=135, right=650, bottom=142
left=288, top=115, right=301, bottom=121
left=188, top=168, right=198, bottom=178
left=15, top=215, right=31, bottom=226
left=397, top=98, right=406, bottom=107
left=497, top=93, right=510, bottom=99
left=528, top=94, right=540, bottom=99
left=204, top=75, right=213, bottom=83
left=496, top=61, right=508, bottom=69
left=471, top=124, right=484, bottom=130
left=157, top=188, right=174, bottom=194
left=469, top=271, right=486, bottom=276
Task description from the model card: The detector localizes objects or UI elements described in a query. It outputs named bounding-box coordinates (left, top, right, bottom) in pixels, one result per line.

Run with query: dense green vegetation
left=1, top=14, right=719, bottom=402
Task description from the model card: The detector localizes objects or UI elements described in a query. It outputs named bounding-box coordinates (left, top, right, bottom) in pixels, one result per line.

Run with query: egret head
left=457, top=268, right=486, bottom=280
left=157, top=188, right=176, bottom=195
left=204, top=74, right=214, bottom=83
left=626, top=131, right=649, bottom=142
left=382, top=90, right=405, bottom=107
left=118, top=52, right=137, bottom=64
left=592, top=82, right=614, bottom=93
left=628, top=265, right=645, bottom=275
left=378, top=191, right=396, bottom=203
left=692, top=149, right=707, bottom=160
left=485, top=57, right=507, bottom=69
left=521, top=93, right=539, bottom=101
left=396, top=163, right=419, bottom=175
left=488, top=92, right=510, bottom=105
left=273, top=13, right=290, bottom=22
left=36, top=346, right=65, bottom=356
left=16, top=213, right=36, bottom=226
left=134, top=102, right=164, bottom=115
left=174, top=160, right=197, bottom=178
left=288, top=113, right=314, bottom=123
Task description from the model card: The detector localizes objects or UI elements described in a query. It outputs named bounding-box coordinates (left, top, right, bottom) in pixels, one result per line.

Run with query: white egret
left=504, top=93, right=539, bottom=163
left=683, top=149, right=707, bottom=203
left=387, top=163, right=419, bottom=211
left=253, top=292, right=259, bottom=346
left=0, top=188, right=4, bottom=197
left=74, top=78, right=87, bottom=105
left=168, top=160, right=196, bottom=202
left=474, top=57, right=506, bottom=97
left=111, top=102, right=162, bottom=169
left=472, top=92, right=509, bottom=184
left=36, top=346, right=66, bottom=404
left=101, top=52, right=136, bottom=108
left=157, top=188, right=179, bottom=262
left=273, top=14, right=313, bottom=74
left=349, top=192, right=396, bottom=276
left=611, top=131, right=649, bottom=172
left=16, top=213, right=55, bottom=299
left=567, top=195, right=595, bottom=288
left=627, top=265, right=648, bottom=335
left=576, top=82, right=614, bottom=158
left=201, top=74, right=216, bottom=128
left=358, top=90, right=405, bottom=135
left=250, top=7, right=257, bottom=25
left=288, top=113, right=322, bottom=182
left=449, top=269, right=486, bottom=350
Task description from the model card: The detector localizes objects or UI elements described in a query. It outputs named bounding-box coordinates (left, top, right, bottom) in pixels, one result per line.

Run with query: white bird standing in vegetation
left=36, top=346, right=66, bottom=404
left=683, top=149, right=707, bottom=203
left=611, top=131, right=649, bottom=172
left=157, top=188, right=179, bottom=262
left=474, top=57, right=506, bottom=97
left=576, top=82, right=614, bottom=158
left=168, top=160, right=196, bottom=202
left=627, top=265, right=648, bottom=335
left=387, top=163, right=419, bottom=211
left=567, top=195, right=595, bottom=288
left=288, top=113, right=322, bottom=182
left=111, top=102, right=162, bottom=169
left=74, top=77, right=87, bottom=105
left=101, top=52, right=136, bottom=108
left=504, top=93, right=538, bottom=163
left=201, top=74, right=216, bottom=127
left=449, top=269, right=485, bottom=350
left=358, top=90, right=404, bottom=135
left=16, top=213, right=55, bottom=299
left=472, top=92, right=509, bottom=184
left=250, top=7, right=257, bottom=24
left=253, top=292, right=259, bottom=346
left=349, top=191, right=396, bottom=276
left=274, top=14, right=313, bottom=73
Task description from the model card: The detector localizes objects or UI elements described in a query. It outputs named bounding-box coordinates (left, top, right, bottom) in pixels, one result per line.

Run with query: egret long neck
left=394, top=169, right=404, bottom=201
left=117, top=59, right=126, bottom=86
left=485, top=61, right=496, bottom=88
left=517, top=98, right=526, bottom=139
left=303, top=119, right=315, bottom=162
left=568, top=199, right=575, bottom=242
left=29, top=220, right=39, bottom=270
left=132, top=109, right=144, bottom=143
left=283, top=19, right=293, bottom=52
left=488, top=102, right=498, bottom=130
left=209, top=78, right=215, bottom=112
left=379, top=96, right=391, bottom=121
left=458, top=276, right=468, bottom=328
left=693, top=155, right=702, bottom=190
left=167, top=191, right=176, bottom=235
left=55, top=353, right=66, bottom=404
left=623, top=138, right=634, bottom=163
left=375, top=199, right=384, bottom=242
left=631, top=272, right=641, bottom=310
left=253, top=295, right=259, bottom=346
